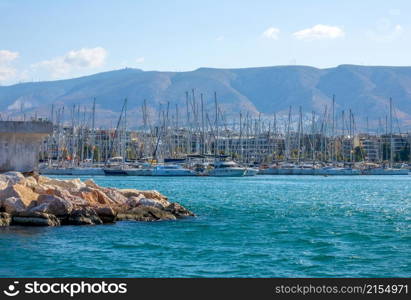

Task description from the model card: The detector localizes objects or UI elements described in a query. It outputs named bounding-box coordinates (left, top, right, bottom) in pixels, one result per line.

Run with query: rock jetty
left=0, top=172, right=194, bottom=227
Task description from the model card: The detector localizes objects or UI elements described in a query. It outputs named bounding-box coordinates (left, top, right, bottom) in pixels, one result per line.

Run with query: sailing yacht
left=316, top=166, right=360, bottom=175
left=103, top=156, right=128, bottom=175
left=361, top=167, right=408, bottom=175
left=125, top=163, right=154, bottom=176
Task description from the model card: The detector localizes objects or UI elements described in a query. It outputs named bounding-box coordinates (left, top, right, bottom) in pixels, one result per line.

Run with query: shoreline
left=0, top=172, right=194, bottom=227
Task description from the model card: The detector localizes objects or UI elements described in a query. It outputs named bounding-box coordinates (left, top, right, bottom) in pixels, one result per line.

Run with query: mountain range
left=1, top=64, right=411, bottom=129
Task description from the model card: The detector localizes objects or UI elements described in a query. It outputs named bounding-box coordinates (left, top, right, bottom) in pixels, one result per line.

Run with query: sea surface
left=0, top=175, right=410, bottom=278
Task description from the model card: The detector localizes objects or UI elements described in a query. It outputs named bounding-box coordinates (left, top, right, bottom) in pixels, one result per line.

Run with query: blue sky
left=0, top=0, right=410, bottom=84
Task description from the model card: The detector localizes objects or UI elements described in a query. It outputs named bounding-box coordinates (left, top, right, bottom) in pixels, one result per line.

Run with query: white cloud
left=0, top=50, right=19, bottom=63
left=293, top=24, right=345, bottom=40
left=262, top=27, right=280, bottom=40
left=216, top=35, right=225, bottom=41
left=0, top=66, right=17, bottom=81
left=0, top=50, right=19, bottom=82
left=64, top=47, right=107, bottom=68
left=32, top=47, right=107, bottom=78
left=33, top=58, right=71, bottom=78
left=136, top=57, right=145, bottom=63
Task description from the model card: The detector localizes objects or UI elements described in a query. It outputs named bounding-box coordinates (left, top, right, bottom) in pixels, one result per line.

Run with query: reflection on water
left=0, top=226, right=54, bottom=237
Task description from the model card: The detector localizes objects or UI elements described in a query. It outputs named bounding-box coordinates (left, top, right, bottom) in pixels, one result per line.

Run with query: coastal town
left=28, top=96, right=411, bottom=176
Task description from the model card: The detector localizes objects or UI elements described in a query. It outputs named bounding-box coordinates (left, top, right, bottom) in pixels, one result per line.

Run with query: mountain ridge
left=1, top=64, right=411, bottom=128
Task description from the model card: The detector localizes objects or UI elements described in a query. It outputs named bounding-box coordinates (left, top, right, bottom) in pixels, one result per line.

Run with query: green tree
left=382, top=143, right=390, bottom=161
left=396, top=143, right=410, bottom=162
left=354, top=146, right=365, bottom=162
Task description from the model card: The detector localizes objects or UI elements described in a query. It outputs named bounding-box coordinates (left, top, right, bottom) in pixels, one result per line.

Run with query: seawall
left=0, top=121, right=53, bottom=173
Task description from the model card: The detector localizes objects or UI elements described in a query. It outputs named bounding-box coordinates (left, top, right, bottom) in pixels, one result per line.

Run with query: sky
left=0, top=0, right=410, bottom=85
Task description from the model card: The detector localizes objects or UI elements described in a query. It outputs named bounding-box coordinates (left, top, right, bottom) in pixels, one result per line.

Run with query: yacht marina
left=2, top=93, right=409, bottom=179
left=35, top=95, right=411, bottom=177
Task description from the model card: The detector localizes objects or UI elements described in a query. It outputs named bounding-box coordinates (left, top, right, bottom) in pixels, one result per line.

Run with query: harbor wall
left=0, top=121, right=53, bottom=173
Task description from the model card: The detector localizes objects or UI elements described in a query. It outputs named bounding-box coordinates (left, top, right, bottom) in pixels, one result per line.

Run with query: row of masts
left=41, top=91, right=407, bottom=167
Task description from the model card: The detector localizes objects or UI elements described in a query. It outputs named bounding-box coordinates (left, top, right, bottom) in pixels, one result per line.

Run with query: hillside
left=1, top=65, right=411, bottom=129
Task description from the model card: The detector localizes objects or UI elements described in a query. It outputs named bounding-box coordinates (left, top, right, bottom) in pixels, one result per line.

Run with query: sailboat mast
left=332, top=94, right=335, bottom=163
left=390, top=97, right=393, bottom=168
left=200, top=93, right=205, bottom=155
left=91, top=98, right=96, bottom=162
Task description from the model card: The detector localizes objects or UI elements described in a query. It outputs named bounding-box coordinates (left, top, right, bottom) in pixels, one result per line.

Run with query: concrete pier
left=0, top=121, right=53, bottom=173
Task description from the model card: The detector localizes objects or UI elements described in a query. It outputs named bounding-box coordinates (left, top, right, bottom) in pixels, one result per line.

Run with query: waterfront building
left=0, top=120, right=53, bottom=172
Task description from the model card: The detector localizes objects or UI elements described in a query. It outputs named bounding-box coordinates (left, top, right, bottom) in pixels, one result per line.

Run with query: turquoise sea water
left=0, top=175, right=410, bottom=278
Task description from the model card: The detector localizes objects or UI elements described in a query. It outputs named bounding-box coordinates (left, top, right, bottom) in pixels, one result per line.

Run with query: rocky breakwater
left=0, top=172, right=194, bottom=227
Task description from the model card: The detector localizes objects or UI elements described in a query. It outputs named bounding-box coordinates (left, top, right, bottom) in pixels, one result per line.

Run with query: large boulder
left=0, top=184, right=39, bottom=207
left=118, top=189, right=143, bottom=198
left=164, top=202, right=195, bottom=218
left=1, top=197, right=27, bottom=214
left=84, top=179, right=99, bottom=189
left=31, top=194, right=74, bottom=216
left=72, top=187, right=113, bottom=206
left=94, top=206, right=116, bottom=224
left=117, top=206, right=177, bottom=222
left=137, top=198, right=165, bottom=209
left=126, top=195, right=145, bottom=208
left=0, top=177, right=8, bottom=190
left=0, top=172, right=26, bottom=187
left=104, top=189, right=128, bottom=205
left=0, top=212, right=11, bottom=226
left=137, top=190, right=169, bottom=207
left=44, top=187, right=88, bottom=206
left=139, top=190, right=168, bottom=201
left=38, top=176, right=86, bottom=192
left=68, top=207, right=103, bottom=225
left=23, top=176, right=39, bottom=189
left=12, top=212, right=60, bottom=226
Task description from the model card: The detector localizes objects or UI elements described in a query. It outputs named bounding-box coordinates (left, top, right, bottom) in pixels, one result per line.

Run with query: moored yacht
left=244, top=167, right=258, bottom=176
left=292, top=163, right=316, bottom=175
left=39, top=167, right=76, bottom=175
left=361, top=167, right=408, bottom=175
left=207, top=161, right=246, bottom=177
left=103, top=156, right=128, bottom=175
left=125, top=164, right=153, bottom=176
left=151, top=164, right=195, bottom=176
left=315, top=166, right=360, bottom=175
left=103, top=167, right=128, bottom=176
left=70, top=167, right=105, bottom=175
left=258, top=164, right=279, bottom=175
left=277, top=163, right=298, bottom=175
left=39, top=166, right=104, bottom=175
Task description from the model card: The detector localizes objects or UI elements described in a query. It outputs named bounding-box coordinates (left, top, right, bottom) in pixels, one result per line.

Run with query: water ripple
left=1, top=175, right=410, bottom=277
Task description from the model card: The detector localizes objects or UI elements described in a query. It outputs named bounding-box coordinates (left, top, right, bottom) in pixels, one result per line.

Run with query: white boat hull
left=362, top=168, right=408, bottom=175
left=39, top=168, right=74, bottom=175
left=208, top=168, right=246, bottom=177
left=258, top=168, right=279, bottom=175
left=70, top=168, right=105, bottom=175
left=40, top=168, right=104, bottom=176
left=315, top=168, right=360, bottom=175
left=244, top=168, right=258, bottom=176
left=151, top=169, right=195, bottom=176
